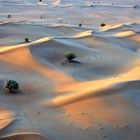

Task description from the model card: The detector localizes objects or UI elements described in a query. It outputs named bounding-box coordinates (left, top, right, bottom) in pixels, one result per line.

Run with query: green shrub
left=3, top=80, right=19, bottom=93
left=65, top=51, right=76, bottom=62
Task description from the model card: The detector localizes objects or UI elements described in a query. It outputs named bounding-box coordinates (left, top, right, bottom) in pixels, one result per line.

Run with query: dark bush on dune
left=133, top=5, right=139, bottom=9
left=100, top=23, right=106, bottom=27
left=3, top=80, right=19, bottom=93
left=25, top=38, right=30, bottom=43
left=65, top=51, right=76, bottom=62
left=79, top=23, right=82, bottom=27
left=7, top=14, right=11, bottom=18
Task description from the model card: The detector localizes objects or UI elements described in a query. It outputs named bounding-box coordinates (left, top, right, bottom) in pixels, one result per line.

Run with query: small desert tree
left=7, top=14, right=11, bottom=18
left=133, top=5, right=138, bottom=8
left=3, top=80, right=19, bottom=93
left=79, top=23, right=82, bottom=27
left=100, top=23, right=106, bottom=27
left=65, top=51, right=76, bottom=62
left=25, top=38, right=29, bottom=43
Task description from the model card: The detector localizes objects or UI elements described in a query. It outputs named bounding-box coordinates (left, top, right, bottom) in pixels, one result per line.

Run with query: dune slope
left=0, top=0, right=140, bottom=138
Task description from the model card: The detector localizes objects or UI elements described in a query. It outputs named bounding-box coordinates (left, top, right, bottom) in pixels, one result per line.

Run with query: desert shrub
left=25, top=38, right=29, bottom=43
left=79, top=23, right=82, bottom=27
left=7, top=14, right=11, bottom=18
left=3, top=80, right=19, bottom=93
left=133, top=5, right=138, bottom=8
left=100, top=23, right=106, bottom=27
left=65, top=51, right=76, bottom=62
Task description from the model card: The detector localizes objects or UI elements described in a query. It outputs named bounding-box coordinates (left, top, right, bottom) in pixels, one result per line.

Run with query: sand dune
left=0, top=0, right=140, bottom=139
left=84, top=3, right=139, bottom=8
left=53, top=0, right=61, bottom=6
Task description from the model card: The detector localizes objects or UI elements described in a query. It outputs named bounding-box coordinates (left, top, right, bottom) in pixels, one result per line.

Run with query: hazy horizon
left=1, top=0, right=140, bottom=5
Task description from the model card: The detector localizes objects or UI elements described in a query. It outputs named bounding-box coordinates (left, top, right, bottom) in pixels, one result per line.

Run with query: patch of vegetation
left=133, top=5, right=139, bottom=9
left=25, top=38, right=30, bottom=43
left=7, top=14, right=11, bottom=18
left=65, top=51, right=76, bottom=62
left=79, top=23, right=82, bottom=27
left=100, top=23, right=106, bottom=27
left=3, top=80, right=19, bottom=93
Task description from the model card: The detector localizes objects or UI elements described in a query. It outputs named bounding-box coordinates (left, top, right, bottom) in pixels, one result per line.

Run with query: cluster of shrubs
left=2, top=52, right=77, bottom=94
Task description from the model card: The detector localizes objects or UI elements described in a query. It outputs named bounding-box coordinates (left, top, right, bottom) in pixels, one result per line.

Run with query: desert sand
left=0, top=0, right=140, bottom=140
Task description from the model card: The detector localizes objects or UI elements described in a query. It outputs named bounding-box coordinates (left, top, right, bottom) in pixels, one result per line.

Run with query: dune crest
left=0, top=108, right=15, bottom=131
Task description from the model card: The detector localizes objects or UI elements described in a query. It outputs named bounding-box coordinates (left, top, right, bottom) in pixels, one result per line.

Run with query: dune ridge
left=0, top=108, right=15, bottom=131
left=84, top=3, right=140, bottom=8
